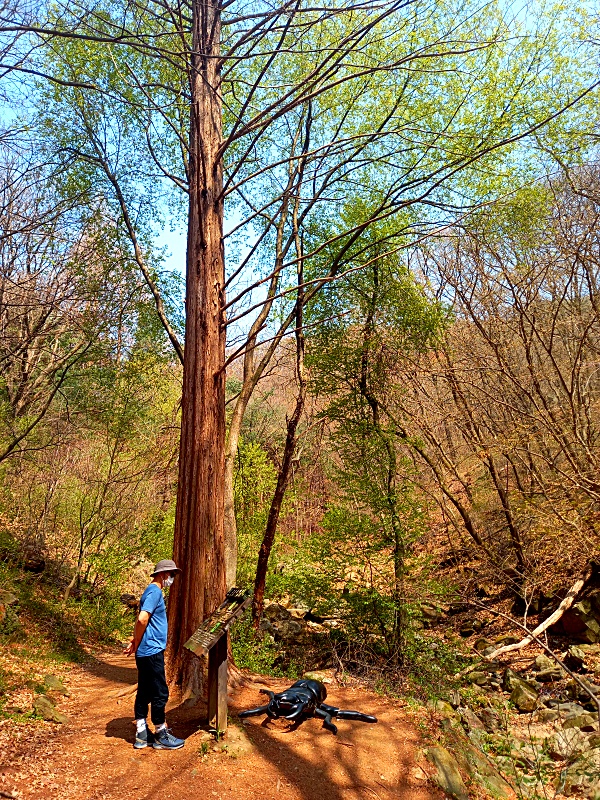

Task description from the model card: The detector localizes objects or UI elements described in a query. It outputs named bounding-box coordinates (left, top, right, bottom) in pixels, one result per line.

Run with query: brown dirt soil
left=0, top=650, right=442, bottom=800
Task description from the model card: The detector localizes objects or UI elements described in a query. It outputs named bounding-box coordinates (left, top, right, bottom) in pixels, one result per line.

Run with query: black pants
left=134, top=650, right=169, bottom=725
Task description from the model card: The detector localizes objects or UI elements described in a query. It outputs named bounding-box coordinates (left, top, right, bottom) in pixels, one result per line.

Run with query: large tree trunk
left=165, top=0, right=227, bottom=697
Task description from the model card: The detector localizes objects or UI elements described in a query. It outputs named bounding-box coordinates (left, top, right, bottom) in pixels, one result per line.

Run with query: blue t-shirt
left=136, top=584, right=168, bottom=657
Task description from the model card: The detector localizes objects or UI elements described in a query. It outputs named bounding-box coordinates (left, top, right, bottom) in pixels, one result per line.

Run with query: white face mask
left=163, top=575, right=174, bottom=588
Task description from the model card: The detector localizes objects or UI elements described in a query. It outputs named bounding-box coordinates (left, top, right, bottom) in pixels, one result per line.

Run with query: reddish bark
left=165, top=0, right=227, bottom=695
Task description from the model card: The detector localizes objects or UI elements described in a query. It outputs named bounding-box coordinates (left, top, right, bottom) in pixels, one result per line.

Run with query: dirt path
left=1, top=650, right=442, bottom=800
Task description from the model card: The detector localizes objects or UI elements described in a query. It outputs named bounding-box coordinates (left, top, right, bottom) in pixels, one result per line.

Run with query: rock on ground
left=44, top=675, right=69, bottom=696
left=301, top=670, right=334, bottom=684
left=428, top=699, right=459, bottom=722
left=557, top=600, right=600, bottom=644
left=562, top=749, right=600, bottom=797
left=425, top=745, right=469, bottom=800
left=442, top=718, right=512, bottom=799
left=563, top=713, right=597, bottom=731
left=510, top=680, right=539, bottom=713
left=550, top=728, right=590, bottom=760
left=33, top=695, right=68, bottom=724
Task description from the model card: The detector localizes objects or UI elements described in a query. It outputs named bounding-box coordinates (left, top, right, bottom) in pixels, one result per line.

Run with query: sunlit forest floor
left=0, top=650, right=441, bottom=800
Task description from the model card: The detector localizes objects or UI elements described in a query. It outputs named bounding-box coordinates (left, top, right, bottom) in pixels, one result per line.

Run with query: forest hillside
left=1, top=1, right=600, bottom=798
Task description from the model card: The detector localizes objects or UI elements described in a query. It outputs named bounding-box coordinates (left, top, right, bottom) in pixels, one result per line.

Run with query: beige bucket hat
left=150, top=559, right=181, bottom=577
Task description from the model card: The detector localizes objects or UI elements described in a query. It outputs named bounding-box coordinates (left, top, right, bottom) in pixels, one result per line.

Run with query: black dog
left=238, top=679, right=377, bottom=735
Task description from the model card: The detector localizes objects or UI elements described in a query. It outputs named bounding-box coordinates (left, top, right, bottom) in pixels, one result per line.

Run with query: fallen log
left=484, top=561, right=595, bottom=661
left=473, top=597, right=600, bottom=729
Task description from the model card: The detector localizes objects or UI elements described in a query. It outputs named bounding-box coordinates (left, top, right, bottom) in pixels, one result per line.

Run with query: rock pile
left=258, top=599, right=336, bottom=642
left=426, top=700, right=513, bottom=798
left=434, top=638, right=600, bottom=799
left=552, top=590, right=600, bottom=644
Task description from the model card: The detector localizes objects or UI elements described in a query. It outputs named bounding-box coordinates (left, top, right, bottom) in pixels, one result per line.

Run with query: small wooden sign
left=184, top=587, right=252, bottom=656
left=184, top=587, right=252, bottom=733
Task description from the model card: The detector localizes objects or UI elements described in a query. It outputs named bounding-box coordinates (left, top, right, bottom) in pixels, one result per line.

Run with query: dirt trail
left=1, top=650, right=442, bottom=800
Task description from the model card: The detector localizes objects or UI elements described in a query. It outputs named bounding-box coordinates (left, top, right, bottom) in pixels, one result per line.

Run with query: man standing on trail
left=123, top=559, right=185, bottom=751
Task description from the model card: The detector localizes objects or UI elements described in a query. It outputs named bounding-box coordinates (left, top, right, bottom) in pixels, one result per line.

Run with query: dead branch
left=472, top=596, right=600, bottom=727
left=484, top=561, right=596, bottom=660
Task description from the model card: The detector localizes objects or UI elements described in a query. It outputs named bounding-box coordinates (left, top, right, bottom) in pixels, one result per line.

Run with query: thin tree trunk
left=252, top=337, right=306, bottom=627
left=358, top=262, right=405, bottom=658
left=440, top=350, right=527, bottom=573
left=224, top=350, right=264, bottom=588
left=63, top=552, right=83, bottom=603
left=252, top=223, right=306, bottom=627
left=165, top=0, right=227, bottom=697
left=223, top=134, right=303, bottom=587
left=484, top=454, right=526, bottom=573
left=223, top=431, right=240, bottom=589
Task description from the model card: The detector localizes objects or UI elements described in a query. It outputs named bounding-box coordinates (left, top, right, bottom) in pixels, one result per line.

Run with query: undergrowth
left=230, top=610, right=470, bottom=704
left=0, top=559, right=131, bottom=720
left=1, top=561, right=130, bottom=653
left=230, top=617, right=301, bottom=679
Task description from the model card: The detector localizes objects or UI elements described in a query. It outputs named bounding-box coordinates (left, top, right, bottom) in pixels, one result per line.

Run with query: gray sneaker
left=134, top=727, right=155, bottom=749
left=152, top=727, right=185, bottom=750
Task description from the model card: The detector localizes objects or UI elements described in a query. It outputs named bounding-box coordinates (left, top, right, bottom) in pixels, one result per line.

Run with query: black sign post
left=183, top=587, right=252, bottom=733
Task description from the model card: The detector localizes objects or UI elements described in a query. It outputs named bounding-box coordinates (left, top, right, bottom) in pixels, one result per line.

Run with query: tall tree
left=4, top=0, right=599, bottom=693
left=308, top=247, right=444, bottom=657
left=166, top=0, right=226, bottom=694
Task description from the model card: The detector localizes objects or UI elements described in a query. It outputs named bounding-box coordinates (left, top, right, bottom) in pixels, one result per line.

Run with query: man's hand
left=123, top=611, right=150, bottom=657
left=123, top=637, right=135, bottom=657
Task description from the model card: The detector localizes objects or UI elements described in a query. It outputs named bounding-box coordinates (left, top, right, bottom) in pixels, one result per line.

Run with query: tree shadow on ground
left=237, top=719, right=355, bottom=800
left=245, top=718, right=436, bottom=800
left=97, top=672, right=438, bottom=800
left=105, top=696, right=210, bottom=743
left=225, top=682, right=439, bottom=800
left=84, top=656, right=138, bottom=685
left=164, top=696, right=210, bottom=738
left=125, top=720, right=353, bottom=800
left=105, top=715, right=136, bottom=744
